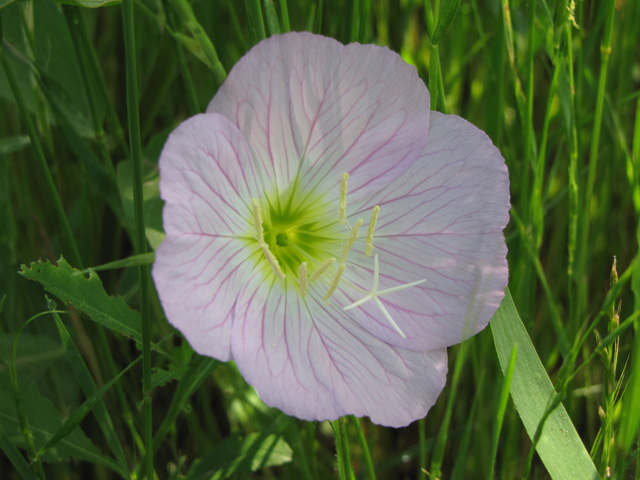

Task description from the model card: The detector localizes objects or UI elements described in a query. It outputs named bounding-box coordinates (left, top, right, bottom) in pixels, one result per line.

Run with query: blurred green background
left=1, top=0, right=639, bottom=478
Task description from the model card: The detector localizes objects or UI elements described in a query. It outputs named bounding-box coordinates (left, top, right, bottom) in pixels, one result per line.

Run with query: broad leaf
left=491, top=289, right=599, bottom=480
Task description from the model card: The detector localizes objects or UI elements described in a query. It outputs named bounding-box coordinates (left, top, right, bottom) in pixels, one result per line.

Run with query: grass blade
left=491, top=289, right=599, bottom=479
left=488, top=345, right=517, bottom=477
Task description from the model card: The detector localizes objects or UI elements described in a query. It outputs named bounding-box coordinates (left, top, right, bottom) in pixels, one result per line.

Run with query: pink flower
left=152, top=32, right=509, bottom=427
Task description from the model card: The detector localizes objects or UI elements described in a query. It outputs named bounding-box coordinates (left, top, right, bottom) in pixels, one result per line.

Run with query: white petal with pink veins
left=231, top=274, right=448, bottom=427
left=341, top=112, right=509, bottom=351
left=207, top=32, right=430, bottom=206
left=153, top=113, right=262, bottom=361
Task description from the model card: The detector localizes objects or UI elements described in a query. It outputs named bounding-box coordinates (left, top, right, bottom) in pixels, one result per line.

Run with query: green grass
left=1, top=0, right=639, bottom=478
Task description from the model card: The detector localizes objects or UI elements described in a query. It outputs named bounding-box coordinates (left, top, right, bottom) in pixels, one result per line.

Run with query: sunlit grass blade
left=491, top=289, right=599, bottom=479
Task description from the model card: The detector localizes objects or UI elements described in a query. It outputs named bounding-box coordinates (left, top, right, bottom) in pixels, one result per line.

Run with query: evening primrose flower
left=152, top=32, right=509, bottom=427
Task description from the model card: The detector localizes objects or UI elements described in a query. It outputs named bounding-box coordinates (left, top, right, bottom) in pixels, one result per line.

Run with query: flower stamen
left=324, top=263, right=346, bottom=302
left=365, top=205, right=380, bottom=257
left=252, top=197, right=286, bottom=279
left=260, top=242, right=286, bottom=279
left=343, top=254, right=426, bottom=339
left=312, top=257, right=336, bottom=280
left=341, top=218, right=363, bottom=263
left=252, top=198, right=265, bottom=242
left=339, top=172, right=348, bottom=225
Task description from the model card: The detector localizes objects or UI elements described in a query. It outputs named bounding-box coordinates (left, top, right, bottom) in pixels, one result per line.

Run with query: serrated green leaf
left=19, top=257, right=142, bottom=342
left=150, top=363, right=190, bottom=389
left=185, top=432, right=293, bottom=480
left=491, top=289, right=599, bottom=480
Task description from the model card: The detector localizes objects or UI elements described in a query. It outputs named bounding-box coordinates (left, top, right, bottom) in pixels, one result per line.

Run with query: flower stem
left=332, top=418, right=353, bottom=479
left=418, top=418, right=427, bottom=480
left=121, top=1, right=153, bottom=479
left=577, top=0, right=617, bottom=320
left=566, top=19, right=580, bottom=335
left=279, top=0, right=291, bottom=32
left=352, top=417, right=376, bottom=480
left=244, top=0, right=266, bottom=44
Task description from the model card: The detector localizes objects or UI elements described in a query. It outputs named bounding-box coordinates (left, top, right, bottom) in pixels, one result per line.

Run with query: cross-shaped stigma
left=343, top=254, right=426, bottom=339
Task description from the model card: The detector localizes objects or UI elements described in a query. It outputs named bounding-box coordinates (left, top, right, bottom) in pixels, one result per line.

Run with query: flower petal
left=231, top=274, right=448, bottom=427
left=207, top=32, right=430, bottom=203
left=342, top=112, right=510, bottom=350
left=153, top=113, right=261, bottom=360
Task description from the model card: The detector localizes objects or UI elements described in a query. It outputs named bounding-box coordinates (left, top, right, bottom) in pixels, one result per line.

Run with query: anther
left=312, top=257, right=336, bottom=281
left=251, top=198, right=265, bottom=242
left=299, top=262, right=308, bottom=297
left=260, top=242, right=286, bottom=280
left=341, top=218, right=363, bottom=263
left=323, top=263, right=346, bottom=302
left=339, top=173, right=349, bottom=225
left=365, top=205, right=380, bottom=257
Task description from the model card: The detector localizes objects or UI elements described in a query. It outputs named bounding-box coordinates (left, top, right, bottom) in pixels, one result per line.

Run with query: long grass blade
left=491, top=289, right=599, bottom=479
